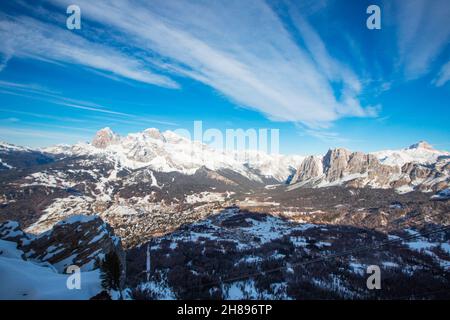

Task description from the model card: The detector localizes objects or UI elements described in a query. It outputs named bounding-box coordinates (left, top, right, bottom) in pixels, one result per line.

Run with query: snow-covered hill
left=0, top=141, right=32, bottom=153
left=0, top=141, right=54, bottom=170
left=235, top=150, right=304, bottom=182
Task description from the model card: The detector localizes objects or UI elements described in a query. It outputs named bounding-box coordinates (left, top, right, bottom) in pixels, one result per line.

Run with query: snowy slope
left=0, top=239, right=102, bottom=300
left=0, top=141, right=32, bottom=152
left=0, top=158, right=13, bottom=169
left=44, top=128, right=304, bottom=183
left=235, top=150, right=305, bottom=182
left=372, top=141, right=449, bottom=166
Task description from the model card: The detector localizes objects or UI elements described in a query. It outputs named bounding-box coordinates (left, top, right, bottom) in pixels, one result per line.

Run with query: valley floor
left=125, top=205, right=450, bottom=300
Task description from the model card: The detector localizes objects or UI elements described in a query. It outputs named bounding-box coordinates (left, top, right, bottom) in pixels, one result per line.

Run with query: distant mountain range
left=1, top=127, right=449, bottom=192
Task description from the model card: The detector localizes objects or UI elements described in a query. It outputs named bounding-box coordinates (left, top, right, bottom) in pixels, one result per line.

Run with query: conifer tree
left=99, top=252, right=122, bottom=298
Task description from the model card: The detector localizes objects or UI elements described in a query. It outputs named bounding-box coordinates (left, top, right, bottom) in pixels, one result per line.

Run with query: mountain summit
left=408, top=141, right=434, bottom=150
left=92, top=127, right=120, bottom=149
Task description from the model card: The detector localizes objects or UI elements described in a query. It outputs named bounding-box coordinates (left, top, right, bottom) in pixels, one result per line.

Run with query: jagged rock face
left=290, top=147, right=448, bottom=191
left=292, top=156, right=323, bottom=182
left=365, top=159, right=400, bottom=187
left=92, top=127, right=120, bottom=149
left=323, top=148, right=351, bottom=180
left=0, top=215, right=126, bottom=286
left=346, top=152, right=367, bottom=174
left=403, top=163, right=432, bottom=180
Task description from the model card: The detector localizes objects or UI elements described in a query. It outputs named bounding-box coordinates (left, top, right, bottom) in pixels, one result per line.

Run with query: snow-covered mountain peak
left=408, top=141, right=434, bottom=150
left=162, top=130, right=191, bottom=144
left=9, top=127, right=448, bottom=187
left=142, top=128, right=166, bottom=141
left=92, top=127, right=120, bottom=149
left=38, top=128, right=261, bottom=180
left=372, top=141, right=449, bottom=167
left=41, top=128, right=304, bottom=182
left=95, top=127, right=116, bottom=137
left=0, top=141, right=31, bottom=152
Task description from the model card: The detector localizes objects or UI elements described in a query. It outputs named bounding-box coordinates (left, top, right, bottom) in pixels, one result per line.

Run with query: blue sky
left=0, top=0, right=449, bottom=155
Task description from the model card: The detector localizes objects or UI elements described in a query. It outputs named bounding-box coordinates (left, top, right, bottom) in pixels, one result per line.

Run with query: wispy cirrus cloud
left=90, top=115, right=178, bottom=128
left=0, top=126, right=91, bottom=147
left=0, top=108, right=86, bottom=123
left=0, top=80, right=178, bottom=129
left=0, top=80, right=61, bottom=95
left=2, top=0, right=378, bottom=129
left=393, top=0, right=450, bottom=81
left=3, top=0, right=446, bottom=133
left=0, top=14, right=178, bottom=88
left=0, top=80, right=130, bottom=116
left=284, top=4, right=377, bottom=120
left=0, top=51, right=12, bottom=72
left=433, top=61, right=450, bottom=87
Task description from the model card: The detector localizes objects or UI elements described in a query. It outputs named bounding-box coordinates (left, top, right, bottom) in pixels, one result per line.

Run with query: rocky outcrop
left=0, top=215, right=126, bottom=286
left=290, top=146, right=449, bottom=192
left=291, top=155, right=323, bottom=182
left=92, top=127, right=120, bottom=149
left=323, top=148, right=351, bottom=180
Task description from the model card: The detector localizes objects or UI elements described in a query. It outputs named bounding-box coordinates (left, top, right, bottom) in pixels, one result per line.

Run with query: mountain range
left=0, top=128, right=449, bottom=299
left=2, top=127, right=449, bottom=193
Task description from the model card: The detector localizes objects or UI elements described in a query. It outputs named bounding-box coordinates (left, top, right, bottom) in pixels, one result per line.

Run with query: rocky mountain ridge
left=289, top=143, right=449, bottom=192
left=0, top=215, right=126, bottom=299
left=2, top=129, right=448, bottom=193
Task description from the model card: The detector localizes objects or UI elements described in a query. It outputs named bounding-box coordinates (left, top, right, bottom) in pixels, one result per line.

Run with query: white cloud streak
left=0, top=126, right=91, bottom=147
left=433, top=61, right=450, bottom=87
left=0, top=80, right=130, bottom=116
left=1, top=0, right=447, bottom=131
left=43, top=0, right=376, bottom=128
left=0, top=14, right=178, bottom=88
left=395, top=0, right=450, bottom=80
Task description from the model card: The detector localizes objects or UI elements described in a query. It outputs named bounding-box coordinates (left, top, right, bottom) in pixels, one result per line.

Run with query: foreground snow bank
left=0, top=240, right=102, bottom=300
